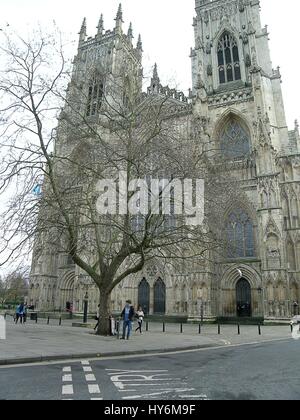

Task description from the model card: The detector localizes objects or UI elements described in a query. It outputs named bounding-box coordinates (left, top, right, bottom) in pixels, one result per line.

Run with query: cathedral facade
left=29, top=0, right=300, bottom=321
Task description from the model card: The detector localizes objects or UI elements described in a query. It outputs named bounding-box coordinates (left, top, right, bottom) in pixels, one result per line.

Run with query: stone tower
left=190, top=0, right=300, bottom=320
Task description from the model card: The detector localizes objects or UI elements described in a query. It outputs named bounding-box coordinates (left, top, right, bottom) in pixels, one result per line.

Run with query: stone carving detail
left=204, top=11, right=209, bottom=24
left=245, top=54, right=251, bottom=67
left=206, top=36, right=212, bottom=54
left=200, top=0, right=251, bottom=22
left=239, top=0, right=245, bottom=12
left=207, top=64, right=213, bottom=76
left=240, top=28, right=249, bottom=45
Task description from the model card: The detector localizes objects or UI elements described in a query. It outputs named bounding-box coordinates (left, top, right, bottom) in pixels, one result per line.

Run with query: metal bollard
left=218, top=324, right=221, bottom=335
left=180, top=323, right=183, bottom=334
left=290, top=324, right=293, bottom=334
left=146, top=321, right=149, bottom=332
left=258, top=324, right=261, bottom=335
left=36, top=314, right=38, bottom=324
left=59, top=317, right=62, bottom=326
left=163, top=322, right=165, bottom=333
left=47, top=317, right=50, bottom=325
left=238, top=324, right=240, bottom=335
left=199, top=324, right=201, bottom=335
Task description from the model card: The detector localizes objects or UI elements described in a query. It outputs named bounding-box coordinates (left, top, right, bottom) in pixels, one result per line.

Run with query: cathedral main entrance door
left=236, top=278, right=252, bottom=317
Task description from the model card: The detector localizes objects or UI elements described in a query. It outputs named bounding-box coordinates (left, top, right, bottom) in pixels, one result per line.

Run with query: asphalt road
left=0, top=339, right=299, bottom=400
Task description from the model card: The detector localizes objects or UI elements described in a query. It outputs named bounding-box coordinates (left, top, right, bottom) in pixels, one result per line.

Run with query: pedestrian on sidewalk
left=121, top=300, right=135, bottom=340
left=135, top=306, right=145, bottom=334
left=23, top=303, right=28, bottom=324
left=15, top=303, right=24, bottom=324
left=94, top=304, right=100, bottom=332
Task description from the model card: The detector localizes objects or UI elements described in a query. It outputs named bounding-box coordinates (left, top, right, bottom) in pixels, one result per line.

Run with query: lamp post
left=83, top=292, right=89, bottom=324
left=258, top=287, right=263, bottom=319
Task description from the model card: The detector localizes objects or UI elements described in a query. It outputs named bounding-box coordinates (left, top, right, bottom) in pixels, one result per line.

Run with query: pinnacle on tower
left=115, top=3, right=123, bottom=22
left=153, top=63, right=160, bottom=82
left=97, top=14, right=104, bottom=37
left=115, top=3, right=123, bottom=32
left=136, top=34, right=143, bottom=51
left=127, top=22, right=133, bottom=41
left=79, top=17, right=87, bottom=44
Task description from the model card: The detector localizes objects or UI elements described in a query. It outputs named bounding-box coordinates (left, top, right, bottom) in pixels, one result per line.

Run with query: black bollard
left=290, top=324, right=293, bottom=334
left=146, top=321, right=149, bottom=332
left=163, top=322, right=165, bottom=333
left=59, top=317, right=62, bottom=326
left=47, top=317, right=50, bottom=325
left=180, top=323, right=183, bottom=334
left=36, top=314, right=38, bottom=324
left=218, top=324, right=221, bottom=335
left=238, top=324, right=240, bottom=335
left=258, top=324, right=261, bottom=335
left=199, top=324, right=201, bottom=335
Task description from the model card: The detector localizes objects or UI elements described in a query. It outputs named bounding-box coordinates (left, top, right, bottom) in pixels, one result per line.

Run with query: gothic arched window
left=86, top=76, right=104, bottom=117
left=226, top=209, right=255, bottom=258
left=220, top=117, right=251, bottom=158
left=217, top=32, right=241, bottom=84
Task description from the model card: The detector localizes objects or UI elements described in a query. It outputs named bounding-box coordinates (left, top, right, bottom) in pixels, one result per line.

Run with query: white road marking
left=91, top=397, right=103, bottom=400
left=63, top=367, right=71, bottom=373
left=81, top=360, right=90, bottom=366
left=179, top=394, right=209, bottom=399
left=62, top=374, right=73, bottom=382
left=85, top=374, right=96, bottom=382
left=88, top=384, right=101, bottom=395
left=122, top=389, right=196, bottom=400
left=83, top=366, right=92, bottom=372
left=62, top=385, right=74, bottom=395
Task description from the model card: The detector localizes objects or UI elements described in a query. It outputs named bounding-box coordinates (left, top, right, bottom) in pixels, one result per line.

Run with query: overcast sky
left=1, top=0, right=299, bottom=127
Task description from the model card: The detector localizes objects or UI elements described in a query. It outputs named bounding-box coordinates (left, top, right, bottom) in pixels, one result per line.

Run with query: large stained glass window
left=220, top=118, right=250, bottom=158
left=218, top=32, right=241, bottom=84
left=226, top=209, right=255, bottom=258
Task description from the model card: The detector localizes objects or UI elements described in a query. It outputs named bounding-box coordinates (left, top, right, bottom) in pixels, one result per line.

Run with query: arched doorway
left=138, top=278, right=150, bottom=315
left=236, top=278, right=252, bottom=317
left=59, top=272, right=75, bottom=311
left=154, top=278, right=166, bottom=314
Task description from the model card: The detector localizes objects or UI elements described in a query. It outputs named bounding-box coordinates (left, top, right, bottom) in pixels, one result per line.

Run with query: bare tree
left=0, top=268, right=29, bottom=305
left=0, top=29, right=239, bottom=334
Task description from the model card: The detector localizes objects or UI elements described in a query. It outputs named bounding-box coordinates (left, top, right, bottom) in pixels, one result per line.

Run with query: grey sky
left=1, top=0, right=299, bottom=127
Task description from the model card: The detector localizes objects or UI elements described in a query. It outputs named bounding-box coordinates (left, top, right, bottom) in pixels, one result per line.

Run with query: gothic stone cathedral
left=29, top=0, right=300, bottom=321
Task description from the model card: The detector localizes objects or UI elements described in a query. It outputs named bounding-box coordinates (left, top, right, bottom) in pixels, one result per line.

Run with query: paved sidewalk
left=0, top=317, right=294, bottom=365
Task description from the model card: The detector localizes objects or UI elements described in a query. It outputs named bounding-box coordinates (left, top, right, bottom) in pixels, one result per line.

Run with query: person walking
left=121, top=300, right=135, bottom=340
left=94, top=304, right=100, bottom=332
left=135, top=306, right=145, bottom=334
left=15, top=303, right=24, bottom=324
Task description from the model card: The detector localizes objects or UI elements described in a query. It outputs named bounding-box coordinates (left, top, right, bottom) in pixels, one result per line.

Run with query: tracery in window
left=86, top=76, right=104, bottom=117
left=218, top=32, right=241, bottom=84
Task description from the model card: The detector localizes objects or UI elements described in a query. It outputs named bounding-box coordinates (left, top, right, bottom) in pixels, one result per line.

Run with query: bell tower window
left=86, top=76, right=104, bottom=117
left=217, top=32, right=241, bottom=84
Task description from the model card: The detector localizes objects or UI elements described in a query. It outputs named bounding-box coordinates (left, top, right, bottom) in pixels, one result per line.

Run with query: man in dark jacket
left=121, top=300, right=135, bottom=340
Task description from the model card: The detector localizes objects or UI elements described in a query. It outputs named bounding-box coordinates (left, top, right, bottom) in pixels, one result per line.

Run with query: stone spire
left=97, top=14, right=104, bottom=37
left=115, top=3, right=123, bottom=32
left=127, top=22, right=133, bottom=43
left=136, top=34, right=143, bottom=51
left=79, top=17, right=87, bottom=44
left=152, top=63, right=160, bottom=83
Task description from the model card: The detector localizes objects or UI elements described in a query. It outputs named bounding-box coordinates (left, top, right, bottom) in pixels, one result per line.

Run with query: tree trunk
left=96, top=289, right=111, bottom=336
